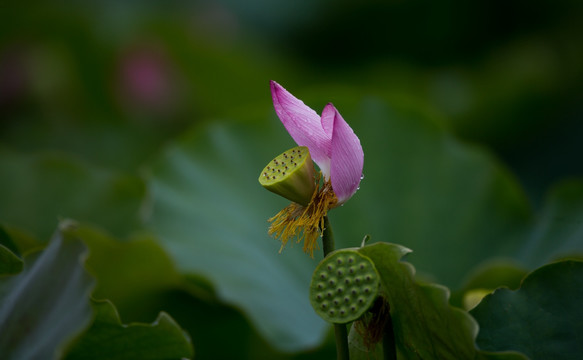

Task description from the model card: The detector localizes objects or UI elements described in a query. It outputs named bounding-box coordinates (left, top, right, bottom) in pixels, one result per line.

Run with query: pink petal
left=270, top=81, right=331, bottom=173
left=328, top=104, right=364, bottom=205
left=320, top=103, right=335, bottom=139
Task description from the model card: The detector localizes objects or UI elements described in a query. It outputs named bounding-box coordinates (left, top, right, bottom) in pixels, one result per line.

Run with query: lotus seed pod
left=309, top=249, right=380, bottom=323
left=258, top=146, right=316, bottom=206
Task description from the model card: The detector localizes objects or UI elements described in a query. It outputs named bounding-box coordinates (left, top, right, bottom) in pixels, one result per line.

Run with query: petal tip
left=270, top=80, right=289, bottom=106
left=270, top=80, right=285, bottom=92
left=270, top=80, right=278, bottom=96
left=330, top=110, right=364, bottom=205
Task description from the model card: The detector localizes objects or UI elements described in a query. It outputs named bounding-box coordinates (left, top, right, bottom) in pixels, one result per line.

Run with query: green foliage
left=0, top=222, right=94, bottom=360
left=78, top=225, right=187, bottom=321
left=0, top=222, right=194, bottom=360
left=331, top=97, right=532, bottom=287
left=144, top=95, right=583, bottom=354
left=517, top=181, right=583, bottom=266
left=359, top=243, right=477, bottom=359
left=471, top=260, right=583, bottom=360
left=347, top=323, right=384, bottom=359
left=0, top=227, right=23, bottom=275
left=474, top=352, right=529, bottom=360
left=349, top=243, right=529, bottom=359
left=0, top=2, right=582, bottom=358
left=146, top=120, right=327, bottom=351
left=450, top=261, right=528, bottom=309
left=64, top=300, right=193, bottom=360
left=1, top=91, right=582, bottom=357
left=0, top=149, right=145, bottom=242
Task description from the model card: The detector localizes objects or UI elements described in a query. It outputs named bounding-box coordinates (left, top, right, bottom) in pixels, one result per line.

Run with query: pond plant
left=0, top=80, right=582, bottom=360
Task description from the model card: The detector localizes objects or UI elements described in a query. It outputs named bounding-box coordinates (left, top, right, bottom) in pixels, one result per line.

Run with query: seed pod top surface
left=309, top=249, right=380, bottom=323
left=259, top=146, right=316, bottom=206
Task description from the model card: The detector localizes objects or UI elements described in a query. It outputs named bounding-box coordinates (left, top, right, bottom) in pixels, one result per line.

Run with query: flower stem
left=322, top=216, right=335, bottom=257
left=382, top=312, right=397, bottom=360
left=322, top=216, right=350, bottom=360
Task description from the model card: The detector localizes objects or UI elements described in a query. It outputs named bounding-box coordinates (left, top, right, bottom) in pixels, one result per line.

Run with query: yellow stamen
left=268, top=174, right=338, bottom=257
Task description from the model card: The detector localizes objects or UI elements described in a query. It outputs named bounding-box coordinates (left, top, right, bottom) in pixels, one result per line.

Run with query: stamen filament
left=268, top=174, right=338, bottom=257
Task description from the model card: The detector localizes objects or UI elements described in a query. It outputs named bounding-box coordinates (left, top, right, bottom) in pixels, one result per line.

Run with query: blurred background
left=1, top=0, right=583, bottom=359
left=2, top=0, right=582, bottom=202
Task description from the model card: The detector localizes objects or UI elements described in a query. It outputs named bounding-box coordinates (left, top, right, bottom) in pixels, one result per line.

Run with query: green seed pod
left=309, top=249, right=380, bottom=323
left=258, top=146, right=316, bottom=206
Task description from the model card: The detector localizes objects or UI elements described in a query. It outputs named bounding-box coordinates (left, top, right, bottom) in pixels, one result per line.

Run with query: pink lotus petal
left=270, top=81, right=331, bottom=174
left=320, top=103, right=335, bottom=139
left=328, top=104, right=364, bottom=204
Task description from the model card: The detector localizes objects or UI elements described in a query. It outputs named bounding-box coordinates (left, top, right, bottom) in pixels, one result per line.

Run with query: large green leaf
left=517, top=181, right=583, bottom=266
left=77, top=225, right=187, bottom=322
left=146, top=120, right=325, bottom=351
left=451, top=180, right=583, bottom=309
left=0, top=221, right=94, bottom=360
left=0, top=149, right=146, bottom=242
left=329, top=96, right=532, bottom=287
left=471, top=260, right=583, bottom=360
left=145, top=92, right=583, bottom=351
left=311, top=92, right=583, bottom=284
left=0, top=226, right=23, bottom=275
left=450, top=260, right=528, bottom=310
left=64, top=300, right=193, bottom=360
left=67, top=224, right=298, bottom=360
left=359, top=242, right=477, bottom=359
left=349, top=243, right=527, bottom=360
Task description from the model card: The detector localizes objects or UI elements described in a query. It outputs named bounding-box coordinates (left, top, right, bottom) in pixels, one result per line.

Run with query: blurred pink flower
left=118, top=47, right=175, bottom=112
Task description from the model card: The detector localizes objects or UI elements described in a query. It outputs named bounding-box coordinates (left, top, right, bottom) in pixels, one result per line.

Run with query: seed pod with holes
left=258, top=146, right=315, bottom=206
left=309, top=249, right=380, bottom=323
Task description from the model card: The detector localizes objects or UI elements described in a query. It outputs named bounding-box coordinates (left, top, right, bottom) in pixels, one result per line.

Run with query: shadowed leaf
left=64, top=300, right=193, bottom=360
left=0, top=221, right=94, bottom=360
left=471, top=260, right=583, bottom=360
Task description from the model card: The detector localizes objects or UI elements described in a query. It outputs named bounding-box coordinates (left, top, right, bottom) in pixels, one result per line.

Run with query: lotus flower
left=270, top=80, right=364, bottom=205
left=261, top=81, right=364, bottom=257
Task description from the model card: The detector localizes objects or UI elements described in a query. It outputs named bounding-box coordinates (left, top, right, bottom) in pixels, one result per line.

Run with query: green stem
left=322, top=216, right=350, bottom=360
left=334, top=324, right=349, bottom=360
left=382, top=312, right=396, bottom=360
left=322, top=216, right=335, bottom=257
